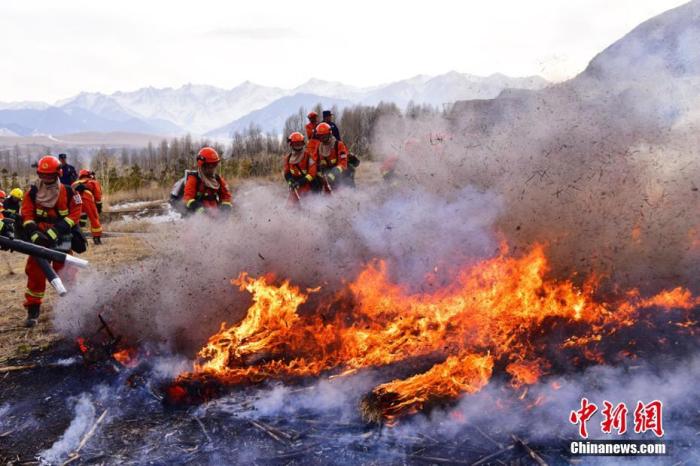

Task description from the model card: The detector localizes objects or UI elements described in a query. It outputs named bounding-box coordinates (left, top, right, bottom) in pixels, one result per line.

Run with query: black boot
left=93, top=236, right=102, bottom=245
left=25, top=304, right=40, bottom=327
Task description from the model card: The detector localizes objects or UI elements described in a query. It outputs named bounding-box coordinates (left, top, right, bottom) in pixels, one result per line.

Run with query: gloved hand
left=187, top=200, right=204, bottom=213
left=0, top=220, right=13, bottom=250
left=31, top=231, right=54, bottom=248
left=0, top=218, right=15, bottom=239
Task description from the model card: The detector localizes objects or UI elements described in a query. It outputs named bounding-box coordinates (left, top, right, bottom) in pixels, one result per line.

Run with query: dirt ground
left=0, top=231, right=155, bottom=365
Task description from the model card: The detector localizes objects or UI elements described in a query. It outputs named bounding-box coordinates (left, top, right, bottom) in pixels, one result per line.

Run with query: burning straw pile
left=166, top=244, right=699, bottom=423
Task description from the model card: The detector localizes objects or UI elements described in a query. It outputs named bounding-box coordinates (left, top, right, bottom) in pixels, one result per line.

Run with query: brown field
left=0, top=233, right=155, bottom=365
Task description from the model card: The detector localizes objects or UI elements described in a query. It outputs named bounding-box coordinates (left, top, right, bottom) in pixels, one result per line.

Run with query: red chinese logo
left=600, top=401, right=628, bottom=435
left=569, top=397, right=598, bottom=438
left=633, top=400, right=664, bottom=437
left=571, top=399, right=664, bottom=438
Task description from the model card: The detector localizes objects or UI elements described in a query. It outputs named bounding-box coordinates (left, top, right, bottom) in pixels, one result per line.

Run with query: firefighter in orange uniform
left=89, top=170, right=103, bottom=215
left=307, top=122, right=349, bottom=191
left=21, top=156, right=82, bottom=327
left=284, top=132, right=317, bottom=203
left=183, top=147, right=233, bottom=216
left=72, top=169, right=103, bottom=244
left=305, top=111, right=318, bottom=140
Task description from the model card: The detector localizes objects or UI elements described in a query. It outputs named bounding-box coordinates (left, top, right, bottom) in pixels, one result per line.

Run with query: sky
left=0, top=0, right=690, bottom=103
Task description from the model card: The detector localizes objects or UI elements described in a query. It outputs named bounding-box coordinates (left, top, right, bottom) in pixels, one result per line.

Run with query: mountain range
left=0, top=72, right=548, bottom=139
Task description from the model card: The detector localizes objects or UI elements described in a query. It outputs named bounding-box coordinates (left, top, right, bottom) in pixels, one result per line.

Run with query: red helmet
left=288, top=132, right=304, bottom=143
left=197, top=147, right=220, bottom=167
left=307, top=111, right=318, bottom=120
left=37, top=155, right=62, bottom=175
left=79, top=169, right=92, bottom=178
left=0, top=190, right=6, bottom=200
left=288, top=132, right=305, bottom=151
left=315, top=123, right=331, bottom=136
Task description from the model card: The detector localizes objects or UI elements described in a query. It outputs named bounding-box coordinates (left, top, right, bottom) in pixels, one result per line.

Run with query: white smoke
left=39, top=394, right=96, bottom=464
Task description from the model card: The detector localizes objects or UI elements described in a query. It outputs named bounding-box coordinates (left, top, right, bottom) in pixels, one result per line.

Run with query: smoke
left=53, top=178, right=500, bottom=349
left=52, top=0, right=699, bottom=386
left=39, top=394, right=97, bottom=463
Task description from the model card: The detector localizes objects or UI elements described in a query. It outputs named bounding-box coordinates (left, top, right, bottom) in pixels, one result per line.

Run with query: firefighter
left=72, top=169, right=103, bottom=245
left=305, top=111, right=319, bottom=140
left=2, top=188, right=23, bottom=228
left=88, top=171, right=103, bottom=214
left=308, top=122, right=349, bottom=191
left=183, top=147, right=233, bottom=216
left=284, top=132, right=317, bottom=203
left=21, top=156, right=82, bottom=327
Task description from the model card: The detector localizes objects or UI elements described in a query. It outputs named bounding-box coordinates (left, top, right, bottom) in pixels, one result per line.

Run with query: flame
left=113, top=348, right=138, bottom=367
left=176, top=244, right=698, bottom=420
left=362, top=354, right=493, bottom=424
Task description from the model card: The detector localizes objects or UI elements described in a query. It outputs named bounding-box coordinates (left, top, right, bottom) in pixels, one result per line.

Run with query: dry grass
left=104, top=185, right=171, bottom=207
left=0, top=235, right=155, bottom=364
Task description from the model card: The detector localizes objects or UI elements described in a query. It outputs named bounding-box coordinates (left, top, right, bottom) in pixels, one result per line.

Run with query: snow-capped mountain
left=108, top=82, right=289, bottom=134
left=206, top=93, right=353, bottom=138
left=1, top=71, right=550, bottom=136
left=292, top=79, right=371, bottom=101
left=0, top=101, right=50, bottom=111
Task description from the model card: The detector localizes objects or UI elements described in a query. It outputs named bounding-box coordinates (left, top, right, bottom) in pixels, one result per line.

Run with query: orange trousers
left=24, top=255, right=76, bottom=307
left=80, top=192, right=102, bottom=238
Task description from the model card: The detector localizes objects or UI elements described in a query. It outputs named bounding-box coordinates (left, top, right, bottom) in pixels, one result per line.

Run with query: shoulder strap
left=29, top=185, right=37, bottom=203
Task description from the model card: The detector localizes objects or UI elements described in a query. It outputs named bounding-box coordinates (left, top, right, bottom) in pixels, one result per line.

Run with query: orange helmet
left=288, top=132, right=304, bottom=143
left=0, top=190, right=6, bottom=200
left=79, top=169, right=92, bottom=178
left=37, top=155, right=62, bottom=175
left=288, top=132, right=305, bottom=151
left=307, top=111, right=318, bottom=120
left=315, top=122, right=331, bottom=136
left=197, top=147, right=220, bottom=167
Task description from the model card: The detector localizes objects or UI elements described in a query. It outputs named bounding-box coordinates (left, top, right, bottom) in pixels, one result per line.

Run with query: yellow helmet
left=9, top=188, right=23, bottom=200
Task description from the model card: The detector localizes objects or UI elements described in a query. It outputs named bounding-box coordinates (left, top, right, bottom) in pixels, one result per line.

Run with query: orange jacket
left=72, top=178, right=101, bottom=202
left=22, top=183, right=82, bottom=238
left=305, top=122, right=316, bottom=140
left=183, top=172, right=233, bottom=210
left=284, top=150, right=318, bottom=184
left=308, top=139, right=349, bottom=172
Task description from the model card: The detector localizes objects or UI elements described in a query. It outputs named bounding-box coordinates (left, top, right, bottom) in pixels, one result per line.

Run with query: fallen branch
left=474, top=425, right=503, bottom=449
left=76, top=408, right=108, bottom=453
left=249, top=419, right=290, bottom=445
left=61, top=453, right=80, bottom=466
left=512, top=435, right=548, bottom=466
left=193, top=416, right=212, bottom=443
left=0, top=364, right=37, bottom=373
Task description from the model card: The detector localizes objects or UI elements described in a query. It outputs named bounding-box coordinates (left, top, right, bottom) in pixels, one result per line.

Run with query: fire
left=361, top=354, right=493, bottom=424
left=113, top=348, right=138, bottom=367
left=174, top=245, right=699, bottom=421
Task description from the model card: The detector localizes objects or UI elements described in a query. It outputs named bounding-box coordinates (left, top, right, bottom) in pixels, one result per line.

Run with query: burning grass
left=170, top=244, right=700, bottom=421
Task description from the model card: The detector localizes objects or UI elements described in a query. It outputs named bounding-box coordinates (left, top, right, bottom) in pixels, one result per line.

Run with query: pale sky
left=0, top=0, right=690, bottom=103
